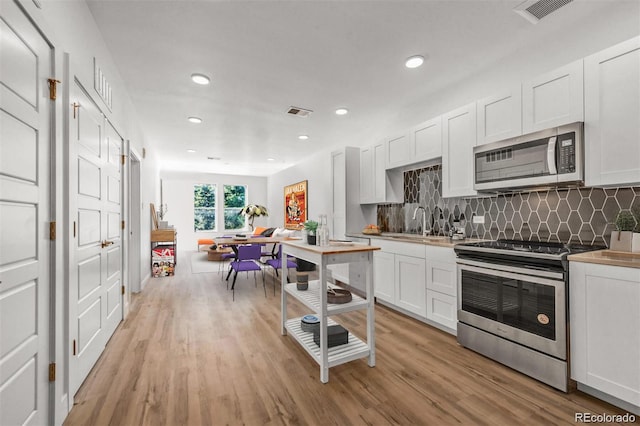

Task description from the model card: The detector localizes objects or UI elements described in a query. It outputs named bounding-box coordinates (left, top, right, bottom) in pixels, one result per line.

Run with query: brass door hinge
left=49, top=221, right=56, bottom=240
left=72, top=339, right=77, bottom=356
left=47, top=79, right=61, bottom=100
left=121, top=285, right=125, bottom=295
left=48, top=363, right=56, bottom=382
left=121, top=220, right=125, bottom=230
left=72, top=102, right=79, bottom=119
left=121, top=154, right=126, bottom=165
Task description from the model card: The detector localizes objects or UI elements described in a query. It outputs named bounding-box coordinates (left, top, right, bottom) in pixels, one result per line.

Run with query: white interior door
left=68, top=80, right=123, bottom=397
left=0, top=1, right=53, bottom=424
left=128, top=151, right=142, bottom=293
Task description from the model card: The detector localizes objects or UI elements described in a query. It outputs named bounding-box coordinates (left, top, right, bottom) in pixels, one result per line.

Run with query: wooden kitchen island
left=280, top=240, right=380, bottom=383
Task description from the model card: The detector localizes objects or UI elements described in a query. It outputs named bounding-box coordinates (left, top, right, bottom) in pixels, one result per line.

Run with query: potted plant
left=610, top=210, right=637, bottom=252
left=303, top=220, right=318, bottom=245
left=240, top=204, right=268, bottom=231
left=633, top=206, right=640, bottom=253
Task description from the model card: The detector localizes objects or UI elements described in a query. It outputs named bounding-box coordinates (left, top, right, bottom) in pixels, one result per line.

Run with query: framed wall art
left=284, top=180, right=307, bottom=230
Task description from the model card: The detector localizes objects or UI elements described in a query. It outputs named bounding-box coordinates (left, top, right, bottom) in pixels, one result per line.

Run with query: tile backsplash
left=377, top=165, right=640, bottom=246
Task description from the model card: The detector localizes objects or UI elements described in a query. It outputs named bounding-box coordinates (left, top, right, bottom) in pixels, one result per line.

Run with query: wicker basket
left=362, top=229, right=381, bottom=235
left=327, top=288, right=352, bottom=304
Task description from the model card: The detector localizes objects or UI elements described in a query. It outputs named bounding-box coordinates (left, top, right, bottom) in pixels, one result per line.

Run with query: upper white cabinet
left=360, top=141, right=402, bottom=204
left=332, top=147, right=372, bottom=239
left=523, top=59, right=584, bottom=133
left=385, top=116, right=443, bottom=169
left=442, top=102, right=478, bottom=198
left=477, top=87, right=522, bottom=145
left=584, top=36, right=640, bottom=187
left=570, top=261, right=640, bottom=410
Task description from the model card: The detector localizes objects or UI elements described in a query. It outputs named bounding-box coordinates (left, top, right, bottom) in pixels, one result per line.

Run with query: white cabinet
left=425, top=246, right=457, bottom=333
left=385, top=116, right=442, bottom=169
left=570, top=261, right=640, bottom=411
left=442, top=102, right=477, bottom=198
left=372, top=239, right=426, bottom=318
left=477, top=87, right=522, bottom=145
left=584, top=36, right=640, bottom=187
left=332, top=147, right=373, bottom=238
left=395, top=255, right=426, bottom=317
left=360, top=141, right=402, bottom=204
left=523, top=59, right=584, bottom=133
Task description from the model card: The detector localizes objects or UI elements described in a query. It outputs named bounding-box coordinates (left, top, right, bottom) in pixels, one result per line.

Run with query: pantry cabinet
left=522, top=59, right=584, bottom=133
left=570, top=261, right=640, bottom=410
left=477, top=87, right=522, bottom=145
left=442, top=102, right=477, bottom=198
left=584, top=36, right=640, bottom=187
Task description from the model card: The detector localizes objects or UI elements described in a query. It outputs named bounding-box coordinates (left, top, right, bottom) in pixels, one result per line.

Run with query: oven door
left=457, top=261, right=566, bottom=360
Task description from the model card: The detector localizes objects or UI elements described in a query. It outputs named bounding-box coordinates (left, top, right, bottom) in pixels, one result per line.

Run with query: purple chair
left=216, top=236, right=236, bottom=274
left=265, top=244, right=297, bottom=294
left=225, top=244, right=265, bottom=300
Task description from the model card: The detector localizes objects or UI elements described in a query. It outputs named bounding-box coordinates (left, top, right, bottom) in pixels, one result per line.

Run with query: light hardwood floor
left=64, top=253, right=636, bottom=425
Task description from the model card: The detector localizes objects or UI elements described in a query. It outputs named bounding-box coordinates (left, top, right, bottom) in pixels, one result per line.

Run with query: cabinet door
left=427, top=290, right=457, bottom=332
left=359, top=146, right=374, bottom=203
left=477, top=87, right=522, bottom=145
left=442, top=102, right=477, bottom=198
left=523, top=59, right=584, bottom=133
left=426, top=260, right=456, bottom=297
left=413, top=116, right=442, bottom=161
left=395, top=255, right=426, bottom=317
left=386, top=133, right=412, bottom=169
left=570, top=262, right=640, bottom=407
left=373, top=142, right=386, bottom=201
left=584, top=36, right=640, bottom=187
left=331, top=150, right=346, bottom=239
left=373, top=251, right=395, bottom=303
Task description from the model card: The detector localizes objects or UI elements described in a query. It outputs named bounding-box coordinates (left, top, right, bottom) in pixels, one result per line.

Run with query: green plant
left=614, top=211, right=636, bottom=232
left=303, top=220, right=319, bottom=234
left=633, top=206, right=640, bottom=232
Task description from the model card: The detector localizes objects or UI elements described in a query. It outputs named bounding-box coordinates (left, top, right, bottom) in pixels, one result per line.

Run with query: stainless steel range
left=454, top=239, right=604, bottom=391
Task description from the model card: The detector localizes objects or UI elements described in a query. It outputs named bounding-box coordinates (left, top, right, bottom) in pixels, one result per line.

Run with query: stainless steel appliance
left=474, top=122, right=583, bottom=192
left=454, top=240, right=603, bottom=391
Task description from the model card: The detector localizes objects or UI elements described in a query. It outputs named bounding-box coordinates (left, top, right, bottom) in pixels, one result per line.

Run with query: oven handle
left=457, top=262, right=565, bottom=287
left=456, top=258, right=565, bottom=281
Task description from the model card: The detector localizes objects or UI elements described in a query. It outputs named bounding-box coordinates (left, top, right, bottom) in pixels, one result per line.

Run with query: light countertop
left=346, top=232, right=486, bottom=248
left=568, top=250, right=640, bottom=269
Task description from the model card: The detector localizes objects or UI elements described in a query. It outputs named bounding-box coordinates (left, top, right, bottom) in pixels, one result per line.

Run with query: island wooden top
left=282, top=239, right=380, bottom=255
left=568, top=250, right=640, bottom=269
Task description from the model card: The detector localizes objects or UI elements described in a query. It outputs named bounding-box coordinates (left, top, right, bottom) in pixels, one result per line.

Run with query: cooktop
left=455, top=239, right=606, bottom=260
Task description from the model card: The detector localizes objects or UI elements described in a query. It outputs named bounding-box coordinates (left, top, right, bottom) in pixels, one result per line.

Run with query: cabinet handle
left=101, top=240, right=114, bottom=248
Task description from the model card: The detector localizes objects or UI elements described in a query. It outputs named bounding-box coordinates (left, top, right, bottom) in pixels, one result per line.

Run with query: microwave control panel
left=557, top=132, right=576, bottom=174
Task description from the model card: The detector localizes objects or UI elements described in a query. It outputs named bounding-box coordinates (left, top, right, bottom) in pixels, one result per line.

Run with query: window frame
left=222, top=184, right=248, bottom=231
left=193, top=183, right=217, bottom=232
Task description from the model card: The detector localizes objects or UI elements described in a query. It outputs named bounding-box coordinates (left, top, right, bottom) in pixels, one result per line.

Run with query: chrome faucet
left=412, top=206, right=430, bottom=236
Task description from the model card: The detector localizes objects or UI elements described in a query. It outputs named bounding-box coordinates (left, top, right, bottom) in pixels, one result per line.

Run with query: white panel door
left=331, top=150, right=346, bottom=240
left=359, top=147, right=373, bottom=203
left=373, top=251, right=394, bottom=303
left=395, top=255, right=426, bottom=317
left=0, top=1, right=53, bottom=424
left=477, top=87, right=522, bottom=145
left=413, top=116, right=442, bottom=162
left=442, top=102, right=477, bottom=198
left=69, top=81, right=122, bottom=397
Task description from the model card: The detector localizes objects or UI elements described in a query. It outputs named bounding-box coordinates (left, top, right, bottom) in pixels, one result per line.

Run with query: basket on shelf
left=362, top=224, right=381, bottom=235
left=327, top=288, right=352, bottom=304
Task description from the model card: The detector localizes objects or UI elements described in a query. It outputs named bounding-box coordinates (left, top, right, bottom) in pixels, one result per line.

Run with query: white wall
left=161, top=171, right=268, bottom=252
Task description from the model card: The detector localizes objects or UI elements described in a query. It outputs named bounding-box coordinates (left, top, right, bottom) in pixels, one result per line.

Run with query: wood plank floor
left=64, top=253, right=636, bottom=425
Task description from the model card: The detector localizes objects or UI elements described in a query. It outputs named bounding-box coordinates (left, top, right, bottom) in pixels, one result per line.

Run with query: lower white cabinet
left=373, top=251, right=395, bottom=303
left=395, top=254, right=426, bottom=317
left=425, top=246, right=458, bottom=332
left=570, top=261, right=640, bottom=411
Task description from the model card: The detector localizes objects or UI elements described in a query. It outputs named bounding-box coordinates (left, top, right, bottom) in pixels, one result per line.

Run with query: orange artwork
left=284, top=180, right=307, bottom=230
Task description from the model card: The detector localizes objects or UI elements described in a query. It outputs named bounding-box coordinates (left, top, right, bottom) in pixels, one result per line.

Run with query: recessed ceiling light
left=187, top=149, right=196, bottom=153
left=335, top=108, right=349, bottom=116
left=191, top=73, right=210, bottom=85
left=405, top=55, right=425, bottom=69
left=188, top=116, right=202, bottom=124
left=298, top=135, right=309, bottom=140
left=267, top=158, right=275, bottom=161
left=207, top=156, right=221, bottom=161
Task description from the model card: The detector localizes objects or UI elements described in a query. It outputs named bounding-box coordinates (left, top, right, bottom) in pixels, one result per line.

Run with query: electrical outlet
left=473, top=215, right=485, bottom=224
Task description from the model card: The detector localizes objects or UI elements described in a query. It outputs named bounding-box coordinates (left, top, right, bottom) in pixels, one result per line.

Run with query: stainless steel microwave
left=473, top=122, right=583, bottom=192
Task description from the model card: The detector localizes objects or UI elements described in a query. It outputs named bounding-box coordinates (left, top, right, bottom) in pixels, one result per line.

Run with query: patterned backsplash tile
left=378, top=165, right=640, bottom=246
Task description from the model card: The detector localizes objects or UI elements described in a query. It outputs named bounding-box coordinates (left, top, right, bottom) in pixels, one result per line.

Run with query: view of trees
left=194, top=184, right=216, bottom=231
left=224, top=185, right=246, bottom=230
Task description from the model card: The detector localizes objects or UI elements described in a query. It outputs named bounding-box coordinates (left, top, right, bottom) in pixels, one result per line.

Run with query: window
left=194, top=184, right=216, bottom=231
left=223, top=185, right=246, bottom=230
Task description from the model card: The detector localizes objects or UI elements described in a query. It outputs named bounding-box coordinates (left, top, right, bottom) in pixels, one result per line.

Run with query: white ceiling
left=85, top=0, right=625, bottom=176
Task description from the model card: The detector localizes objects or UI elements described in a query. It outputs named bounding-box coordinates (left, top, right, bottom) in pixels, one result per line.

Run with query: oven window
left=461, top=270, right=556, bottom=340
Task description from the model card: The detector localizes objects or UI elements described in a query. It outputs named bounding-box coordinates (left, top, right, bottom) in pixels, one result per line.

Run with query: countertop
left=345, top=232, right=486, bottom=248
left=568, top=250, right=640, bottom=269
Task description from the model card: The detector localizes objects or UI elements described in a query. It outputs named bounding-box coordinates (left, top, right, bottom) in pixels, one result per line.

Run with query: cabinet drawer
left=426, top=260, right=457, bottom=296
left=372, top=239, right=425, bottom=258
left=427, top=290, right=457, bottom=332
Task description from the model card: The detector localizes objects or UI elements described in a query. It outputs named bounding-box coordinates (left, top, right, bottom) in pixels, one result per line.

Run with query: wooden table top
left=281, top=239, right=380, bottom=255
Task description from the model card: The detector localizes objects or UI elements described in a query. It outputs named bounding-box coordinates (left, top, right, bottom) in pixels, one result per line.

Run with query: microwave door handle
left=547, top=136, right=557, bottom=175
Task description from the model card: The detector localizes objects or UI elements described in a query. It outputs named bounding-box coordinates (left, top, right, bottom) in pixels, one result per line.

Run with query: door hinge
left=47, top=79, right=61, bottom=100
left=72, top=339, right=77, bottom=356
left=48, top=363, right=56, bottom=382
left=49, top=221, right=56, bottom=240
left=72, top=102, right=79, bottom=119
left=121, top=154, right=126, bottom=165
left=121, top=285, right=125, bottom=295
left=121, top=220, right=125, bottom=230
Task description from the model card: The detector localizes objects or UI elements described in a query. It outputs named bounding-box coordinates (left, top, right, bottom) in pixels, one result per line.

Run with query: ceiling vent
left=286, top=106, right=313, bottom=117
left=514, top=0, right=573, bottom=24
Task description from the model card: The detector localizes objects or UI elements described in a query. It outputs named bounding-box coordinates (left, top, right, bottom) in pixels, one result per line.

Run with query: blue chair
left=265, top=244, right=297, bottom=294
left=225, top=244, right=265, bottom=300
